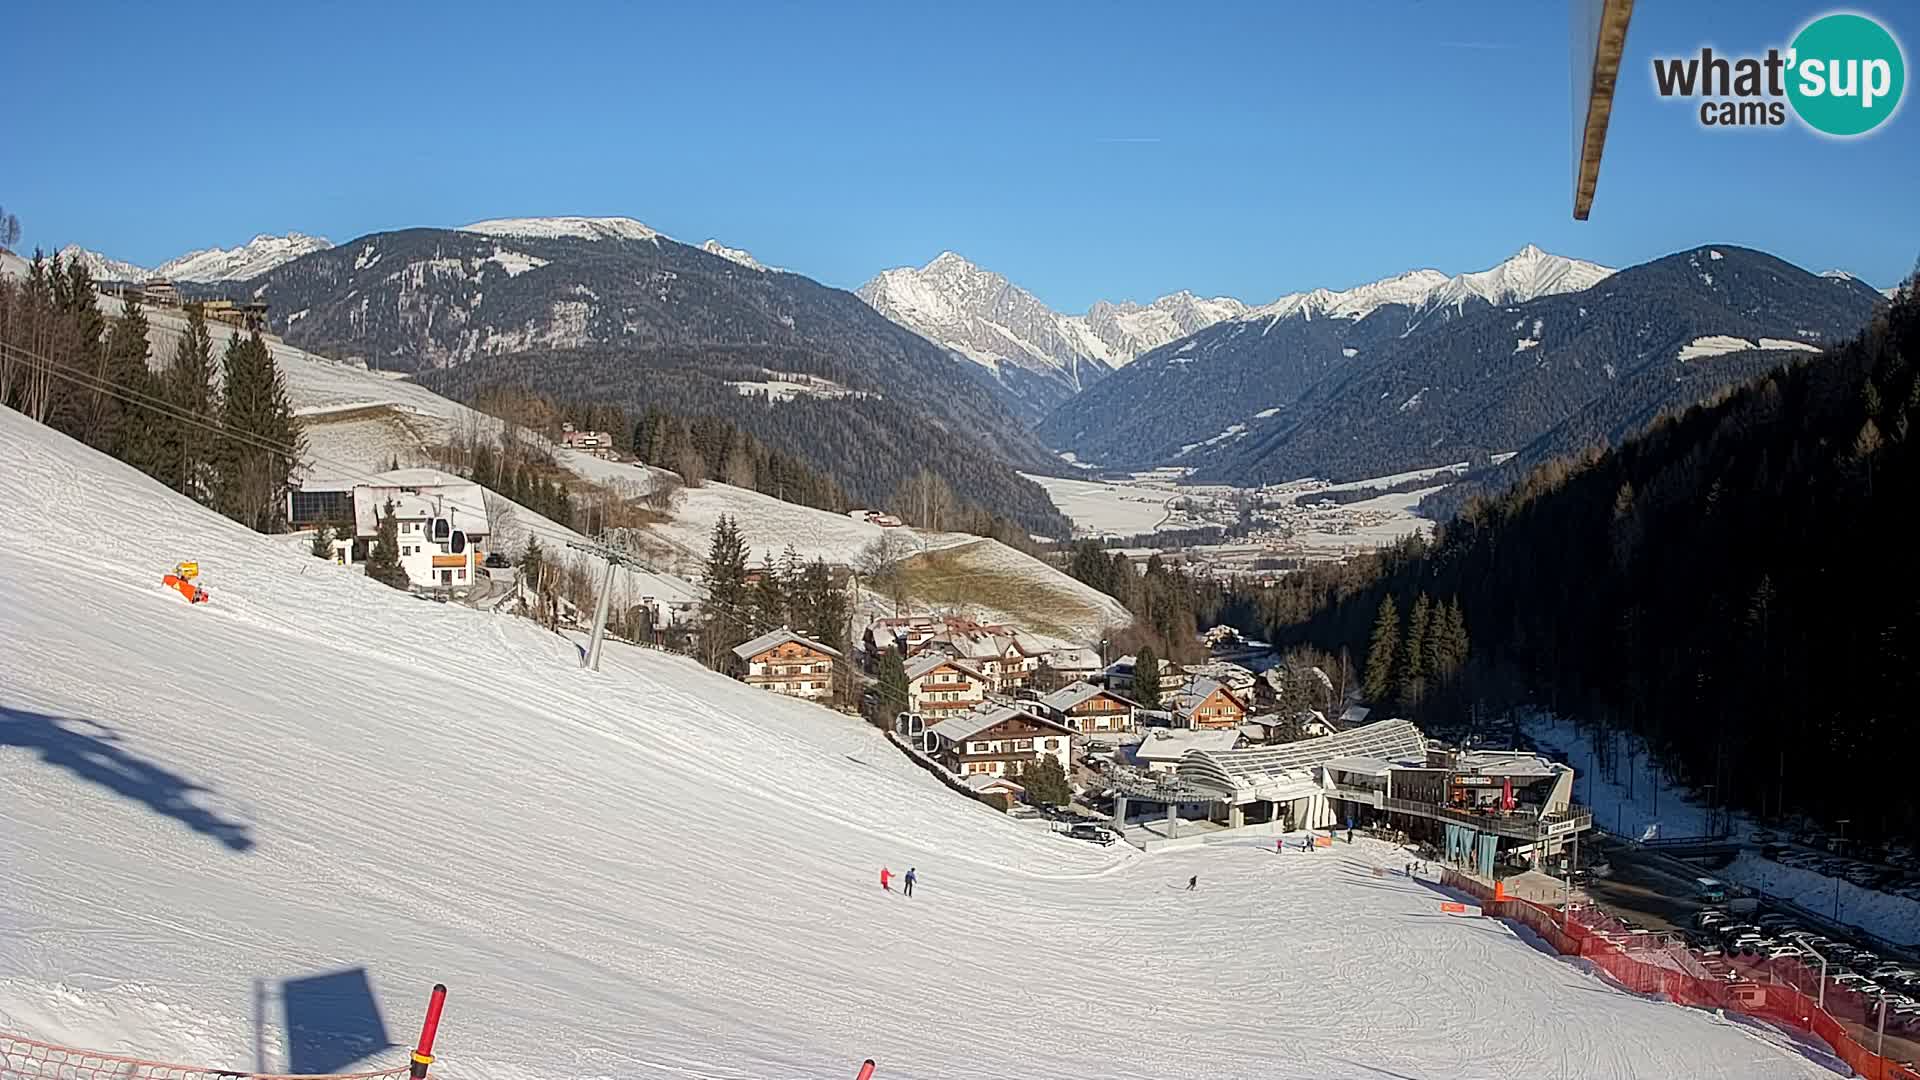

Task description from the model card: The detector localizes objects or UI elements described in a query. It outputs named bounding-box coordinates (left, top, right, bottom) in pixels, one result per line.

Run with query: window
left=457, top=569, right=466, bottom=582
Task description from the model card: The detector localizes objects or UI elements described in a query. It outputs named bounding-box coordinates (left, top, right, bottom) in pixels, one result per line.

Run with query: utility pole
left=569, top=538, right=630, bottom=672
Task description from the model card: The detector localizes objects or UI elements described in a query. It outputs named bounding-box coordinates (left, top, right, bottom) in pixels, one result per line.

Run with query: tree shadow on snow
left=0, top=704, right=255, bottom=852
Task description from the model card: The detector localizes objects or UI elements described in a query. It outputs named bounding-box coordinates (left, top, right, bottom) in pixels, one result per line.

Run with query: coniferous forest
left=1263, top=277, right=1920, bottom=840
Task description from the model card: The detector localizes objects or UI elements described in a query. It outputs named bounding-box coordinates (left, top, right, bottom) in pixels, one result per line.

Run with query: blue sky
left=6, top=1, right=1914, bottom=310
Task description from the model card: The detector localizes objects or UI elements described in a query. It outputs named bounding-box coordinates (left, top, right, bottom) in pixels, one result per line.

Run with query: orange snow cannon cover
left=163, top=573, right=208, bottom=603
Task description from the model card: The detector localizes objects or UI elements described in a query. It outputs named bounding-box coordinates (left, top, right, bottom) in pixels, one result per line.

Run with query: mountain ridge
left=52, top=233, right=332, bottom=283
left=1037, top=245, right=1615, bottom=468
left=229, top=225, right=1074, bottom=534
left=856, top=251, right=1246, bottom=423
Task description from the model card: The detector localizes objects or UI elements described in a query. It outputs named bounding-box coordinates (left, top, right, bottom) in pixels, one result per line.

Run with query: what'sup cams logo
left=1652, top=11, right=1906, bottom=136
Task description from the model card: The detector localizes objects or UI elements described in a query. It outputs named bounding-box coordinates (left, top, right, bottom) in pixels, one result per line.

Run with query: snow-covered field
left=0, top=407, right=1832, bottom=1079
left=1020, top=472, right=1173, bottom=536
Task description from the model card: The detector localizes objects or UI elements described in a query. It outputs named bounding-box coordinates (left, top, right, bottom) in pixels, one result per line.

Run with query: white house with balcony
left=347, top=469, right=491, bottom=594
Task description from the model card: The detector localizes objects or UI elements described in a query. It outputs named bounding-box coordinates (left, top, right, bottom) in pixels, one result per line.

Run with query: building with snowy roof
left=297, top=469, right=493, bottom=595
left=904, top=653, right=991, bottom=719
left=1167, top=676, right=1250, bottom=730
left=1035, top=681, right=1139, bottom=738
left=1129, top=727, right=1243, bottom=773
left=1105, top=718, right=1592, bottom=867
left=732, top=628, right=843, bottom=701
left=921, top=705, right=1075, bottom=781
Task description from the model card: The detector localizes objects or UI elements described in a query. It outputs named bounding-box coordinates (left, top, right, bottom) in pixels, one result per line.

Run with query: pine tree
left=310, top=522, right=334, bottom=559
left=1362, top=595, right=1401, bottom=703
left=749, top=553, right=787, bottom=634
left=364, top=500, right=410, bottom=590
left=1133, top=644, right=1162, bottom=709
left=700, top=514, right=751, bottom=666
left=103, top=295, right=156, bottom=472
left=1441, top=599, right=1469, bottom=677
left=807, top=559, right=850, bottom=655
left=160, top=303, right=217, bottom=502
left=877, top=645, right=910, bottom=718
left=862, top=627, right=881, bottom=674
left=215, top=331, right=302, bottom=532
left=1400, top=593, right=1432, bottom=705
left=1018, top=754, right=1073, bottom=806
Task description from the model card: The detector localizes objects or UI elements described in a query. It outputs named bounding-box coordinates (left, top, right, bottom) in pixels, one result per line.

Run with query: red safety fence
left=3, top=985, right=448, bottom=1080
left=1442, top=870, right=1920, bottom=1080
left=0, top=1033, right=413, bottom=1080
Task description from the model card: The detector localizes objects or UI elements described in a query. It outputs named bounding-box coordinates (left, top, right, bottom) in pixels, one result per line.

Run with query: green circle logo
left=1788, top=13, right=1906, bottom=136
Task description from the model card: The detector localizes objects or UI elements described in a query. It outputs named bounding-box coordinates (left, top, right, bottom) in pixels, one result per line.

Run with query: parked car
left=483, top=552, right=511, bottom=569
left=1066, top=822, right=1116, bottom=846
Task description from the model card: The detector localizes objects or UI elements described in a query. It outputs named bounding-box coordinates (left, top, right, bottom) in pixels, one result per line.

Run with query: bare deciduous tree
left=483, top=491, right=522, bottom=557
left=855, top=531, right=920, bottom=613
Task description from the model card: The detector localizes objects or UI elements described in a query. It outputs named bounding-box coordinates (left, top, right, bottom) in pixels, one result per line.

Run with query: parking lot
left=1538, top=832, right=1920, bottom=1067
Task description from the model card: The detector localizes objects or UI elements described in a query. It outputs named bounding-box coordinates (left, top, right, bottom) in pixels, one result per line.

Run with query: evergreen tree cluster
left=0, top=251, right=299, bottom=533
left=468, top=439, right=574, bottom=530
left=1358, top=592, right=1469, bottom=709
left=633, top=404, right=848, bottom=512
left=1059, top=540, right=1251, bottom=663
left=1268, top=274, right=1920, bottom=839
left=743, top=542, right=853, bottom=656
left=1016, top=754, right=1073, bottom=806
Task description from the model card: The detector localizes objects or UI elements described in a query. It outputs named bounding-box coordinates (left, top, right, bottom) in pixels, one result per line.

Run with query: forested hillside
left=1262, top=275, right=1919, bottom=839
left=237, top=225, right=1073, bottom=535
left=421, top=346, right=1073, bottom=536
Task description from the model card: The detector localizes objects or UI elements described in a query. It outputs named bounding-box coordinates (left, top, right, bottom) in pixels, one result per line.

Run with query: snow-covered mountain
left=56, top=244, right=150, bottom=282
left=460, top=215, right=663, bottom=243
left=155, top=233, right=332, bottom=282
left=700, top=238, right=776, bottom=272
left=1237, top=245, right=1614, bottom=328
left=856, top=252, right=1244, bottom=422
left=39, top=235, right=330, bottom=284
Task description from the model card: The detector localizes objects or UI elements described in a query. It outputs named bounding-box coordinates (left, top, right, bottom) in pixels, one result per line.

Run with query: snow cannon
left=162, top=562, right=209, bottom=603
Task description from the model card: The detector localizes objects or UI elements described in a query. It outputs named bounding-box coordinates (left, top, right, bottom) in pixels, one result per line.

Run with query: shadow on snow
left=0, top=703, right=255, bottom=852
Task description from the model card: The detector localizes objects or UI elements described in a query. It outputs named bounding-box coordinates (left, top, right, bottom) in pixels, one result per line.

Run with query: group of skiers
left=1274, top=827, right=1356, bottom=855
left=879, top=866, right=917, bottom=896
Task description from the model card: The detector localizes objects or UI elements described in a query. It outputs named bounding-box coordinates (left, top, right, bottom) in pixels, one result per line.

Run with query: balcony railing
left=1382, top=797, right=1594, bottom=840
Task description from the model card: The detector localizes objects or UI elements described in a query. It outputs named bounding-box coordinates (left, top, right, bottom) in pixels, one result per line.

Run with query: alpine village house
left=921, top=705, right=1076, bottom=780
left=732, top=628, right=842, bottom=701
left=904, top=653, right=991, bottom=718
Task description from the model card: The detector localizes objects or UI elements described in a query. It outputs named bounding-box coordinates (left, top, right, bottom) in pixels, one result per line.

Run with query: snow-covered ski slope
left=0, top=409, right=1828, bottom=1080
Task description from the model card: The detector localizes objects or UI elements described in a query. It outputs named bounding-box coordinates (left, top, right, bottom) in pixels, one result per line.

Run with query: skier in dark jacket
left=1185, top=875, right=1198, bottom=891
left=904, top=868, right=917, bottom=897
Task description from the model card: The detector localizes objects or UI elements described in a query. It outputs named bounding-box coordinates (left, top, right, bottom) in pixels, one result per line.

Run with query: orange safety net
left=1442, top=869, right=1920, bottom=1080
left=0, top=1033, right=414, bottom=1080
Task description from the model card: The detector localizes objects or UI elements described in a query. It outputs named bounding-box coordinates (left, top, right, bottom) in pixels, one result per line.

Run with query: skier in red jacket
left=880, top=867, right=892, bottom=892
